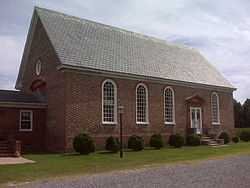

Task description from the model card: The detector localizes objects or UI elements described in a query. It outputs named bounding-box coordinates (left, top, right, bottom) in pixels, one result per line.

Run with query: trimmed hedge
left=239, top=130, right=250, bottom=142
left=186, top=134, right=201, bottom=146
left=105, top=136, right=120, bottom=153
left=169, top=134, right=184, bottom=148
left=128, top=135, right=144, bottom=151
left=218, top=132, right=230, bottom=144
left=232, top=136, right=239, bottom=143
left=150, top=134, right=163, bottom=149
left=73, top=133, right=95, bottom=155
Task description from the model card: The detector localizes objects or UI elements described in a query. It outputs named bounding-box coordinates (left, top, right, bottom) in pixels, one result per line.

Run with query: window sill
left=19, top=129, right=32, bottom=132
left=212, top=122, right=220, bottom=126
left=102, top=122, right=117, bottom=126
left=165, top=122, right=175, bottom=127
left=136, top=122, right=149, bottom=126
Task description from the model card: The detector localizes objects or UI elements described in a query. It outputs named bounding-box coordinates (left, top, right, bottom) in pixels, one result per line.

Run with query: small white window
left=102, top=79, right=117, bottom=124
left=164, top=87, right=175, bottom=124
left=36, top=59, right=42, bottom=76
left=136, top=83, right=149, bottom=124
left=211, top=92, right=220, bottom=124
left=20, top=110, right=33, bottom=131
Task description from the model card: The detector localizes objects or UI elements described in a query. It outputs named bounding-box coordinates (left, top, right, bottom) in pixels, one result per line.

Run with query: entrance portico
left=186, top=94, right=205, bottom=135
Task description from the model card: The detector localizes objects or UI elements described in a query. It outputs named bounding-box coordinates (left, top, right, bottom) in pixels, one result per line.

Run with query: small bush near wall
left=105, top=136, right=120, bottom=153
left=218, top=132, right=230, bottom=144
left=150, top=134, right=163, bottom=149
left=169, top=134, right=184, bottom=148
left=186, top=134, right=201, bottom=146
left=73, top=133, right=95, bottom=155
left=128, top=135, right=144, bottom=151
left=239, top=131, right=250, bottom=142
left=169, top=135, right=176, bottom=146
left=232, top=136, right=239, bottom=143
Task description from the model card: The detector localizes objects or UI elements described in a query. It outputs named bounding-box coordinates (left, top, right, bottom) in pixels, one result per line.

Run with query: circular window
left=35, top=59, right=42, bottom=76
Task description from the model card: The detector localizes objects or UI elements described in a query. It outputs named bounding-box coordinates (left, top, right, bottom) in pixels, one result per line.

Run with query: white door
left=190, top=107, right=202, bottom=134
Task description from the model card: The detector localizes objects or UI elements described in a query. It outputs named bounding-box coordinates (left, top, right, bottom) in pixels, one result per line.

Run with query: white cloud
left=0, top=0, right=249, bottom=102
left=0, top=35, right=24, bottom=89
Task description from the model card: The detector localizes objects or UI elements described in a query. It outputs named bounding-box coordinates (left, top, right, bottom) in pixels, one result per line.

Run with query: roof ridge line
left=34, top=6, right=195, bottom=51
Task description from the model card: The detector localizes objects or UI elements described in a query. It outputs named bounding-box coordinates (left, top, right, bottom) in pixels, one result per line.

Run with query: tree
left=234, top=99, right=243, bottom=128
left=242, top=99, right=250, bottom=127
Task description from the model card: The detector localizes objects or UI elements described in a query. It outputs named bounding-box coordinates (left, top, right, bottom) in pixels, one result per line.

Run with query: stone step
left=0, top=146, right=9, bottom=150
left=201, top=137, right=212, bottom=139
left=200, top=136, right=225, bottom=147
left=0, top=149, right=11, bottom=153
left=0, top=141, right=9, bottom=145
left=0, top=153, right=14, bottom=157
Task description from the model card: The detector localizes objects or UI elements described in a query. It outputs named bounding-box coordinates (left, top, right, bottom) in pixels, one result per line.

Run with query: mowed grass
left=1, top=142, right=250, bottom=185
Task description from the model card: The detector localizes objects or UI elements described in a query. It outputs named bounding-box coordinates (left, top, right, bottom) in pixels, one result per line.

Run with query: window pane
left=103, top=81, right=116, bottom=123
left=20, top=111, right=32, bottom=130
left=165, top=88, right=174, bottom=123
left=21, top=112, right=31, bottom=121
left=21, top=121, right=31, bottom=130
left=136, top=85, right=147, bottom=123
left=211, top=93, right=219, bottom=123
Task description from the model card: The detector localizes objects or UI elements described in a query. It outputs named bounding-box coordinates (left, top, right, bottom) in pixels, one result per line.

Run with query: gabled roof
left=16, top=7, right=235, bottom=90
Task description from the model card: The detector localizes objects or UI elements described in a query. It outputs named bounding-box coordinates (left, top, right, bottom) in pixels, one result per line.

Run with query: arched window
left=136, top=83, right=149, bottom=124
left=164, top=87, right=175, bottom=124
left=102, top=79, right=117, bottom=124
left=211, top=92, right=220, bottom=124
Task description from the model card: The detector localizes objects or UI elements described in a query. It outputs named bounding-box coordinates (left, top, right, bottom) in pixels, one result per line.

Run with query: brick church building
left=0, top=7, right=235, bottom=153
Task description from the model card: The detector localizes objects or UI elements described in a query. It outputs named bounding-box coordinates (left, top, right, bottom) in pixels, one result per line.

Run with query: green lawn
left=1, top=142, right=250, bottom=186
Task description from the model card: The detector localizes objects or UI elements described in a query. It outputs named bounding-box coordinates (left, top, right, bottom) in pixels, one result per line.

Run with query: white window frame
left=102, top=79, right=117, bottom=125
left=136, top=83, right=149, bottom=125
left=164, top=86, right=176, bottom=125
left=19, top=110, right=33, bottom=132
left=211, top=92, right=220, bottom=125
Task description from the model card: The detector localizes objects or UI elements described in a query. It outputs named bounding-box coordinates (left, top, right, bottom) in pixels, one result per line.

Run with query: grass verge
left=1, top=142, right=250, bottom=186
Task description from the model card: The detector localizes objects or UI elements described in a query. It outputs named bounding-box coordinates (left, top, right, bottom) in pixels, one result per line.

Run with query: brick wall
left=0, top=107, right=46, bottom=152
left=20, top=17, right=66, bottom=152
left=64, top=71, right=235, bottom=151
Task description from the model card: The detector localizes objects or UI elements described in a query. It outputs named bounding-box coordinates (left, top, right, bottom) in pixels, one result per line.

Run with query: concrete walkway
left=0, top=157, right=34, bottom=165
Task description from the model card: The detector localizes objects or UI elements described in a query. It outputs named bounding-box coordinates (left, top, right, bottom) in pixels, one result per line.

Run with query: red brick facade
left=0, top=13, right=235, bottom=153
left=63, top=71, right=235, bottom=151
left=0, top=107, right=46, bottom=152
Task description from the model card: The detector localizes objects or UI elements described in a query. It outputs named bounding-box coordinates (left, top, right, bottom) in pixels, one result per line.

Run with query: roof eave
left=0, top=102, right=47, bottom=109
left=57, top=64, right=236, bottom=92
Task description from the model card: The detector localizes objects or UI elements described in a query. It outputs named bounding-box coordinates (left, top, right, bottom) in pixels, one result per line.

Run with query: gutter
left=57, top=64, right=236, bottom=93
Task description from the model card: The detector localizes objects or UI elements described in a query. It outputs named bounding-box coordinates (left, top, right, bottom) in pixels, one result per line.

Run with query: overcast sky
left=1, top=0, right=250, bottom=102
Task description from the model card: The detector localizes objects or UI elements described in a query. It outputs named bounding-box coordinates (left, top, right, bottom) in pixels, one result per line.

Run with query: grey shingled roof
left=0, top=90, right=44, bottom=103
left=35, top=7, right=233, bottom=89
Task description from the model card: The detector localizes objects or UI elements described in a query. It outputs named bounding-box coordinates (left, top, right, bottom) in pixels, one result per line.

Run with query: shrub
left=128, top=135, right=144, bottom=151
left=174, top=134, right=184, bottom=148
left=105, top=136, right=120, bottom=153
left=169, top=134, right=176, bottom=146
left=239, top=130, right=250, bottom=142
left=73, top=133, right=95, bottom=155
left=232, top=136, right=239, bottom=143
left=150, top=134, right=163, bottom=149
left=169, top=134, right=184, bottom=148
left=218, top=132, right=230, bottom=144
left=186, top=134, right=201, bottom=146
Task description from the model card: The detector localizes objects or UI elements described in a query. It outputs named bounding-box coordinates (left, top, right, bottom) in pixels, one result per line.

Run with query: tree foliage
left=234, top=98, right=250, bottom=128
